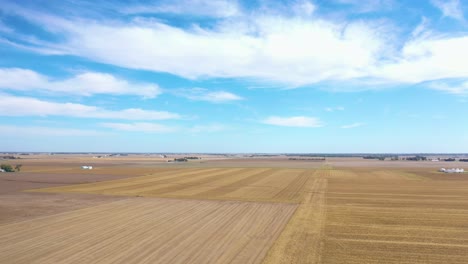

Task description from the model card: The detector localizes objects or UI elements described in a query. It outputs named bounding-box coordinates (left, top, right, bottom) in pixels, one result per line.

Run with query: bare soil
left=0, top=198, right=296, bottom=264
left=0, top=172, right=141, bottom=194
left=0, top=171, right=138, bottom=224
left=0, top=192, right=125, bottom=225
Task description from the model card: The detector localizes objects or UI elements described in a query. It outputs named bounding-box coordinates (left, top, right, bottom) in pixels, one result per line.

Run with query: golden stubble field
left=323, top=168, right=468, bottom=264
left=32, top=167, right=319, bottom=203
left=0, top=198, right=296, bottom=264
left=1, top=157, right=468, bottom=264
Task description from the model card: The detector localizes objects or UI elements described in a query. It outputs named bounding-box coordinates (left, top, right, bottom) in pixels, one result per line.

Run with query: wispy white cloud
left=0, top=125, right=103, bottom=136
left=411, top=17, right=431, bottom=38
left=429, top=81, right=468, bottom=95
left=375, top=36, right=468, bottom=84
left=325, top=106, right=345, bottom=112
left=262, top=116, right=323, bottom=127
left=0, top=68, right=161, bottom=98
left=341, top=122, right=364, bottom=129
left=176, top=88, right=243, bottom=103
left=122, top=0, right=241, bottom=18
left=101, top=122, right=175, bottom=133
left=0, top=94, right=180, bottom=120
left=291, top=0, right=316, bottom=16
left=431, top=0, right=464, bottom=21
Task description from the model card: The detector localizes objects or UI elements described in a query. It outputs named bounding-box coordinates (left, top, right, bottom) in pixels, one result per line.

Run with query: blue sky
left=0, top=0, right=467, bottom=153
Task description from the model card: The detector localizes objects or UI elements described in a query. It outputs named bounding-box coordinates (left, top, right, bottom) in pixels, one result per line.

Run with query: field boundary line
left=261, top=169, right=328, bottom=264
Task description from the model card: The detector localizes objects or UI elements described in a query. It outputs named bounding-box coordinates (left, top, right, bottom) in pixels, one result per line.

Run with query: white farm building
left=81, top=166, right=93, bottom=170
left=439, top=168, right=465, bottom=173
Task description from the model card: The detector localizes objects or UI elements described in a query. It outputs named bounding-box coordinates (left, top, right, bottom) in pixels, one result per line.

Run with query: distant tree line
left=289, top=158, right=325, bottom=161
left=360, top=155, right=466, bottom=162
left=403, top=156, right=427, bottom=161
left=0, top=164, right=22, bottom=172
left=184, top=157, right=201, bottom=160
left=1, top=156, right=20, bottom=160
left=363, top=156, right=386, bottom=160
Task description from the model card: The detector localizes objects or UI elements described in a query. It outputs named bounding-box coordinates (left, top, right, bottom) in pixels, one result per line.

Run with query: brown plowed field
left=0, top=171, right=137, bottom=224
left=0, top=198, right=296, bottom=264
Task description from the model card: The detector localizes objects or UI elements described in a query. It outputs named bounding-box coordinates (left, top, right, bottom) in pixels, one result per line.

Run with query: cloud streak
left=176, top=88, right=243, bottom=103
left=341, top=122, right=364, bottom=129
left=0, top=68, right=161, bottom=98
left=263, top=116, right=323, bottom=127
left=431, top=0, right=464, bottom=21
left=429, top=81, right=468, bottom=95
left=0, top=94, right=180, bottom=120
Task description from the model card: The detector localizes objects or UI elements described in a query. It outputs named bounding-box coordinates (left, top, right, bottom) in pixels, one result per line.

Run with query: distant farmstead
left=81, top=166, right=93, bottom=170
left=439, top=168, right=465, bottom=173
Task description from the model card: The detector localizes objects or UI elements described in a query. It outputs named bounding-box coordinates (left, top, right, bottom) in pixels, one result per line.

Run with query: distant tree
left=1, top=156, right=19, bottom=160
left=15, top=164, right=22, bottom=172
left=0, top=164, right=14, bottom=172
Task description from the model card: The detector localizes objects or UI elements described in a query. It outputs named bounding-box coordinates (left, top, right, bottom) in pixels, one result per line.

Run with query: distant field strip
left=262, top=170, right=328, bottom=264
left=31, top=168, right=317, bottom=203
left=0, top=198, right=296, bottom=264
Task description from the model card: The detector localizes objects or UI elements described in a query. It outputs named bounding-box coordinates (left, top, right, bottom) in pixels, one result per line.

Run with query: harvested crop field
left=322, top=168, right=468, bottom=264
left=31, top=168, right=318, bottom=203
left=0, top=172, right=143, bottom=194
left=0, top=171, right=137, bottom=224
left=2, top=156, right=468, bottom=263
left=263, top=174, right=328, bottom=264
left=0, top=192, right=125, bottom=225
left=0, top=198, right=296, bottom=264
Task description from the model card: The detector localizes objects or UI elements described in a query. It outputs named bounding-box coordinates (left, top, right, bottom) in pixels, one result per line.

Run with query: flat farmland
left=2, top=155, right=468, bottom=263
left=0, top=198, right=296, bottom=264
left=263, top=171, right=329, bottom=264
left=31, top=167, right=318, bottom=203
left=322, top=168, right=468, bottom=264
